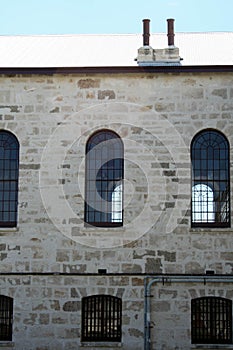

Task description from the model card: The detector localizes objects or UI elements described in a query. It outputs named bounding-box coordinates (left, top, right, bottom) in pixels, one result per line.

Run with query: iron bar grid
left=191, top=296, right=232, bottom=344
left=0, top=295, right=13, bottom=341
left=81, top=295, right=122, bottom=342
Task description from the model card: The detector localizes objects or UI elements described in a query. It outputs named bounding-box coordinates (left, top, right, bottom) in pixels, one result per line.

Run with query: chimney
left=143, top=19, right=150, bottom=46
left=136, top=19, right=155, bottom=63
left=167, top=18, right=175, bottom=46
left=136, top=18, right=182, bottom=66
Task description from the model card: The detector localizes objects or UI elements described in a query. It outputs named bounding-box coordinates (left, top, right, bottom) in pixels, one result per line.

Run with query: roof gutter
left=0, top=65, right=232, bottom=75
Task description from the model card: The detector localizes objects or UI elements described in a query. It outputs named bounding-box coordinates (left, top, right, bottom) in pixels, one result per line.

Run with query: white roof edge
left=0, top=32, right=231, bottom=67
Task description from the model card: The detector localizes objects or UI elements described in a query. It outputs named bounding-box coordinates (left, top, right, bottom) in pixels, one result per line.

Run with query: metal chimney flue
left=142, top=19, right=150, bottom=46
left=137, top=18, right=181, bottom=66
left=167, top=18, right=175, bottom=46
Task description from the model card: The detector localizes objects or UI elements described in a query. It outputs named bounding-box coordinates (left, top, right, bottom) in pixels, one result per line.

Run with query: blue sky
left=0, top=0, right=232, bottom=35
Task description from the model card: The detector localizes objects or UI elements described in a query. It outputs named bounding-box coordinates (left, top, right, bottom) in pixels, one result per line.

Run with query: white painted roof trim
left=0, top=32, right=231, bottom=67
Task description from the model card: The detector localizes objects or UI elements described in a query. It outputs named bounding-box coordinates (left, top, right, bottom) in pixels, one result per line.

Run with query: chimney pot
left=142, top=19, right=150, bottom=46
left=167, top=18, right=175, bottom=46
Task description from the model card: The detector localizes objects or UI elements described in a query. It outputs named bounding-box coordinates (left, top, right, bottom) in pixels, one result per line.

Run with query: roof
left=0, top=32, right=232, bottom=68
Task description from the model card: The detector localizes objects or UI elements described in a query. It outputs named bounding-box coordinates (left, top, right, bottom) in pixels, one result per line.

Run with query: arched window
left=0, top=131, right=19, bottom=227
left=85, top=130, right=123, bottom=227
left=0, top=295, right=13, bottom=341
left=191, top=130, right=230, bottom=227
left=81, top=295, right=122, bottom=342
left=191, top=297, right=232, bottom=344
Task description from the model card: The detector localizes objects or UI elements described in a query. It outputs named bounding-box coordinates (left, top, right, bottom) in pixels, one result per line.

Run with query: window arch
left=191, top=129, right=230, bottom=227
left=0, top=131, right=19, bottom=227
left=191, top=296, right=232, bottom=344
left=81, top=294, right=122, bottom=342
left=0, top=295, right=13, bottom=341
left=85, top=130, right=123, bottom=227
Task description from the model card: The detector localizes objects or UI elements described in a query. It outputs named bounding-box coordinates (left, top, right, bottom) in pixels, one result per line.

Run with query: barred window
left=0, top=131, right=19, bottom=227
left=0, top=295, right=13, bottom=341
left=85, top=130, right=123, bottom=227
left=191, top=129, right=230, bottom=227
left=191, top=297, right=232, bottom=344
left=81, top=295, right=122, bottom=342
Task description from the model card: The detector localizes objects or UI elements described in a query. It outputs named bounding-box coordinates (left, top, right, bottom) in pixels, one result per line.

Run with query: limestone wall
left=0, top=71, right=232, bottom=349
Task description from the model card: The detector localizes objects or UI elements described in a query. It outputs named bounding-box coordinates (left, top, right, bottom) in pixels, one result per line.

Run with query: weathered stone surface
left=77, top=78, right=100, bottom=89
left=98, top=89, right=115, bottom=100
left=0, top=71, right=231, bottom=349
left=128, top=328, right=144, bottom=338
left=63, top=301, right=80, bottom=312
left=212, top=88, right=227, bottom=99
left=145, top=258, right=162, bottom=273
left=158, top=251, right=176, bottom=262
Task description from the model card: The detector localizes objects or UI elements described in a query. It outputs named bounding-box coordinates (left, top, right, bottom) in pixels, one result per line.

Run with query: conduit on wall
left=144, top=274, right=233, bottom=350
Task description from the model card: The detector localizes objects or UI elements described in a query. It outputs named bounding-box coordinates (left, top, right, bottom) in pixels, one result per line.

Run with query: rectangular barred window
left=81, top=294, right=122, bottom=342
left=191, top=297, right=232, bottom=344
left=0, top=295, right=13, bottom=341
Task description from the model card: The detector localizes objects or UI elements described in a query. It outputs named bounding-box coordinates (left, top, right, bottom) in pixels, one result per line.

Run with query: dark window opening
left=191, top=129, right=230, bottom=227
left=0, top=295, right=13, bottom=341
left=85, top=130, right=123, bottom=227
left=191, top=296, right=232, bottom=344
left=0, top=131, right=19, bottom=227
left=81, top=294, right=122, bottom=342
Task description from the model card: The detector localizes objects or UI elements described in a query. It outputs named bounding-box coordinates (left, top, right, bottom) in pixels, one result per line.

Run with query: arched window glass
left=191, top=130, right=230, bottom=227
left=112, top=184, right=122, bottom=223
left=192, top=184, right=214, bottom=223
left=0, top=131, right=19, bottom=227
left=85, top=130, right=123, bottom=227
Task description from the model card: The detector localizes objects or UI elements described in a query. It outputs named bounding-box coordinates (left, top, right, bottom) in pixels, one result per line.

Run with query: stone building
left=0, top=19, right=232, bottom=350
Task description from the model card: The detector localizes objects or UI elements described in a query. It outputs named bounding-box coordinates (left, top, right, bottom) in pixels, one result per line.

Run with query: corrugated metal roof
left=0, top=32, right=232, bottom=67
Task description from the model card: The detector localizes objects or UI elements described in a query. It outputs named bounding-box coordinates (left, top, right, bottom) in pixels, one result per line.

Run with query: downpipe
left=144, top=274, right=233, bottom=350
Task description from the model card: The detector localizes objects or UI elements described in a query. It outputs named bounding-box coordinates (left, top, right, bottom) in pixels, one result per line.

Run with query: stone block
left=77, top=79, right=100, bottom=89
left=63, top=301, right=81, bottom=312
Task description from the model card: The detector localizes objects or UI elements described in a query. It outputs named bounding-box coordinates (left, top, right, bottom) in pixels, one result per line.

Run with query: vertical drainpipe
left=144, top=277, right=149, bottom=350
left=144, top=275, right=233, bottom=350
left=167, top=18, right=175, bottom=46
left=143, top=19, right=150, bottom=46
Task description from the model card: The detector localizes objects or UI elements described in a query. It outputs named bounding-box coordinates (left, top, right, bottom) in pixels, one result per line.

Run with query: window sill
left=81, top=342, right=122, bottom=348
left=192, top=345, right=233, bottom=349
left=0, top=342, right=15, bottom=348
left=190, top=228, right=232, bottom=234
left=0, top=227, right=18, bottom=234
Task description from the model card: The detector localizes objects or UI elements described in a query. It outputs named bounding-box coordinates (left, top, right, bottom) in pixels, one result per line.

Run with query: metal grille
left=81, top=295, right=122, bottom=342
left=85, top=130, right=123, bottom=227
left=191, top=130, right=230, bottom=227
left=0, top=131, right=19, bottom=227
left=0, top=295, right=13, bottom=341
left=191, top=297, right=232, bottom=344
